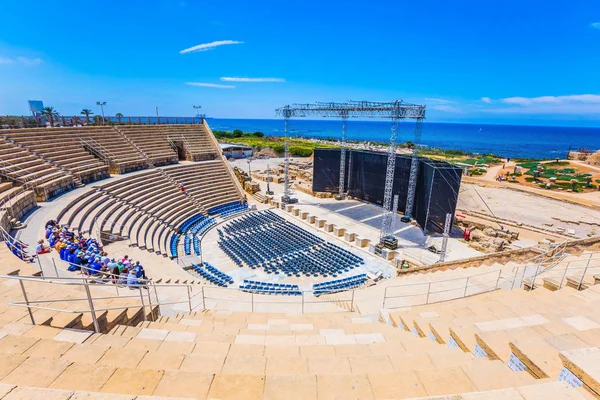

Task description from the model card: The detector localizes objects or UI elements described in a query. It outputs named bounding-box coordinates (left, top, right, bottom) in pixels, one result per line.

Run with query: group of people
left=40, top=219, right=148, bottom=286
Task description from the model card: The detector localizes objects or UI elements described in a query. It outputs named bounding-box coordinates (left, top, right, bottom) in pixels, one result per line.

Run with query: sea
left=207, top=118, right=600, bottom=160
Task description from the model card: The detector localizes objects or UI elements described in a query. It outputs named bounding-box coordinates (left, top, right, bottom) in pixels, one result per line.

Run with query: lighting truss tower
left=405, top=117, right=424, bottom=219
left=279, top=105, right=293, bottom=205
left=276, top=100, right=426, bottom=238
left=439, top=213, right=452, bottom=262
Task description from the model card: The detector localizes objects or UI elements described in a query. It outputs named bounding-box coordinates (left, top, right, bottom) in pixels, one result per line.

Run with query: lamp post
left=155, top=106, right=159, bottom=124
left=193, top=105, right=202, bottom=124
left=247, top=158, right=252, bottom=181
left=96, top=101, right=107, bottom=125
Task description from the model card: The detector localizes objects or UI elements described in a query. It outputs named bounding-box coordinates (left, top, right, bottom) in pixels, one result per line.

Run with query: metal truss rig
left=276, top=100, right=426, bottom=241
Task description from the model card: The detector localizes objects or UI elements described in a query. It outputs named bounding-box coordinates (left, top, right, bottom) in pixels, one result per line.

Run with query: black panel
left=312, top=149, right=462, bottom=233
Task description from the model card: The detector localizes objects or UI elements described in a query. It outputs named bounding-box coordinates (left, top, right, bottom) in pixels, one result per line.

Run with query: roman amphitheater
left=0, top=120, right=599, bottom=399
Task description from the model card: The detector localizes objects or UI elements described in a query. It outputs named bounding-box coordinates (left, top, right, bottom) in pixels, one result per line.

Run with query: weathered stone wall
left=77, top=167, right=110, bottom=184
left=34, top=176, right=75, bottom=202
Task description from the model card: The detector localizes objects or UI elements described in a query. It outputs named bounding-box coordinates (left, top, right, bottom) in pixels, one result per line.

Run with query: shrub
left=253, top=131, right=265, bottom=138
left=289, top=146, right=313, bottom=157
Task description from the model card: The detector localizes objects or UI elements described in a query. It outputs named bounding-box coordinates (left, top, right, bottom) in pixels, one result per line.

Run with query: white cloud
left=480, top=97, right=492, bottom=104
left=501, top=94, right=600, bottom=106
left=424, top=98, right=455, bottom=104
left=17, top=57, right=43, bottom=65
left=220, top=77, right=285, bottom=83
left=0, top=56, right=42, bottom=65
left=591, top=22, right=600, bottom=29
left=179, top=40, right=243, bottom=54
left=430, top=105, right=463, bottom=113
left=479, top=94, right=600, bottom=115
left=185, top=82, right=235, bottom=89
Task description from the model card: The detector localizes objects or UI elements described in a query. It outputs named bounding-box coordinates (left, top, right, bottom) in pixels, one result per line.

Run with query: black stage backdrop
left=313, top=149, right=462, bottom=233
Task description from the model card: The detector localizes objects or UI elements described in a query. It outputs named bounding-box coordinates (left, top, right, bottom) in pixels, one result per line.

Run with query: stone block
left=334, top=227, right=346, bottom=237
left=301, top=212, right=309, bottom=220
left=344, top=232, right=356, bottom=242
left=308, top=215, right=316, bottom=224
left=355, top=237, right=370, bottom=248
left=324, top=223, right=335, bottom=233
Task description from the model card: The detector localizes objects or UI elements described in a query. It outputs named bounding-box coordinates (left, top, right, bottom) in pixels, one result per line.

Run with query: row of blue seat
left=189, top=217, right=216, bottom=235
left=313, top=274, right=367, bottom=296
left=221, top=210, right=284, bottom=235
left=243, top=280, right=299, bottom=289
left=208, top=201, right=247, bottom=216
left=180, top=214, right=208, bottom=233
left=314, top=274, right=367, bottom=289
left=220, top=204, right=248, bottom=218
left=203, top=262, right=234, bottom=284
left=191, top=263, right=233, bottom=286
left=170, top=234, right=179, bottom=257
left=239, top=285, right=302, bottom=296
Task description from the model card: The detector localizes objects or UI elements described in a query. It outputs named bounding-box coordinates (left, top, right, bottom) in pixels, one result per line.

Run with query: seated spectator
left=36, top=239, right=51, bottom=254
left=110, top=263, right=120, bottom=284
left=7, top=241, right=35, bottom=263
left=134, top=262, right=148, bottom=280
left=68, top=251, right=84, bottom=271
left=118, top=268, right=128, bottom=286
left=127, top=269, right=138, bottom=287
left=88, top=256, right=103, bottom=276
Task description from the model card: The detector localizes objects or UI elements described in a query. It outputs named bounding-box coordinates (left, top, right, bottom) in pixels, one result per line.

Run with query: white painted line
left=393, top=225, right=413, bottom=235
left=336, top=203, right=368, bottom=213
left=360, top=214, right=382, bottom=223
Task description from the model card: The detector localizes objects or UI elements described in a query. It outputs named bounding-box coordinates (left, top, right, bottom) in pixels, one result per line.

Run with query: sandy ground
left=458, top=184, right=600, bottom=238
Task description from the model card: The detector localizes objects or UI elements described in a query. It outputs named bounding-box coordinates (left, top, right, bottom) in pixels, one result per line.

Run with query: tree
left=252, top=131, right=265, bottom=138
left=80, top=108, right=94, bottom=124
left=233, top=129, right=244, bottom=138
left=42, top=106, right=59, bottom=127
left=115, top=112, right=123, bottom=118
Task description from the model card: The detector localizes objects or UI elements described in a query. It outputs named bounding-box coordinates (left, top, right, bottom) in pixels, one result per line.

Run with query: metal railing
left=1, top=115, right=205, bottom=129
left=382, top=268, right=503, bottom=309
left=79, top=137, right=116, bottom=167
left=0, top=156, right=46, bottom=199
left=381, top=249, right=600, bottom=309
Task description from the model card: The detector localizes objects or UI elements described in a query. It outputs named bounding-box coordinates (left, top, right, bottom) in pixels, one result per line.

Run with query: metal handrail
left=382, top=269, right=503, bottom=309
left=0, top=156, right=40, bottom=193
left=79, top=137, right=117, bottom=164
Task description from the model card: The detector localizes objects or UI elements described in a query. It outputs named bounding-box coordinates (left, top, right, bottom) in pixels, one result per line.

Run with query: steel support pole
left=425, top=282, right=432, bottom=304
left=84, top=283, right=101, bottom=333
left=301, top=292, right=305, bottom=314
left=139, top=288, right=147, bottom=321
left=495, top=269, right=502, bottom=289
left=338, top=114, right=348, bottom=199
left=463, top=277, right=470, bottom=297
left=187, top=286, right=192, bottom=312
left=351, top=289, right=355, bottom=312
left=578, top=254, right=593, bottom=290
left=19, top=280, right=36, bottom=325
left=380, top=116, right=399, bottom=241
left=52, top=258, right=59, bottom=278
left=282, top=107, right=291, bottom=205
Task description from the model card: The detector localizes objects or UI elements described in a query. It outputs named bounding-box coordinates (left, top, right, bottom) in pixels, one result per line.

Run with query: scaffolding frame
left=276, top=100, right=426, bottom=242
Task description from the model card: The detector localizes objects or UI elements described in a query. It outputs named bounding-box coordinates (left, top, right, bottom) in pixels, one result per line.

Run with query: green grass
left=219, top=135, right=338, bottom=156
left=524, top=167, right=592, bottom=183
left=517, top=161, right=540, bottom=170
left=461, top=155, right=502, bottom=166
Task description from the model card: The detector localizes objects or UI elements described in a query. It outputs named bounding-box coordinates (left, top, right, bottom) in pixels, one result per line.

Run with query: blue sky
left=0, top=0, right=599, bottom=126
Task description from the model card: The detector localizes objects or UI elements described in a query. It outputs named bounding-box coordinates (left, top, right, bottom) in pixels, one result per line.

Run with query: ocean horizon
left=208, top=118, right=600, bottom=160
